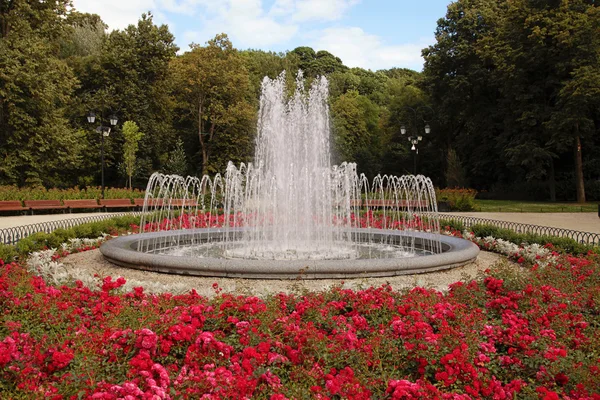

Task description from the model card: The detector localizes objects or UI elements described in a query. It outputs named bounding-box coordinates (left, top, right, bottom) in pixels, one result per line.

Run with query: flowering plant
left=0, top=219, right=599, bottom=398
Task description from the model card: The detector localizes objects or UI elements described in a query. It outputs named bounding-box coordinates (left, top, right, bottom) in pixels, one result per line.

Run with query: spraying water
left=137, top=72, right=441, bottom=260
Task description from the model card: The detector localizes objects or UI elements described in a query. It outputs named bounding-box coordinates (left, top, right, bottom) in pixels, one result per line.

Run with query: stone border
left=100, top=228, right=480, bottom=279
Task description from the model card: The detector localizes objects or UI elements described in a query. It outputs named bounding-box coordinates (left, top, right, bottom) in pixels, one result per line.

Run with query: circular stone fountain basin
left=100, top=228, right=480, bottom=279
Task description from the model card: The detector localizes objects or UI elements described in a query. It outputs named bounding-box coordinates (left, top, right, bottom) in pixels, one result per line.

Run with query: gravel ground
left=61, top=249, right=508, bottom=298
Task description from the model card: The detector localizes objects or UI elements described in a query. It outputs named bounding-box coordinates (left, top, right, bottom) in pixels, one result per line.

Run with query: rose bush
left=0, top=216, right=599, bottom=398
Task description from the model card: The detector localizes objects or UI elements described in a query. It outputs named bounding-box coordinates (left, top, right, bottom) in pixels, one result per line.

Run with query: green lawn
left=473, top=199, right=598, bottom=213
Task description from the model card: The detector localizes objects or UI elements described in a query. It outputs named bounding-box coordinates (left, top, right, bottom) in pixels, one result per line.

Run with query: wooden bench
left=334, top=199, right=363, bottom=207
left=134, top=198, right=164, bottom=208
left=168, top=199, right=198, bottom=207
left=99, top=199, right=136, bottom=210
left=24, top=200, right=68, bottom=213
left=0, top=200, right=28, bottom=212
left=63, top=199, right=102, bottom=211
left=364, top=200, right=429, bottom=208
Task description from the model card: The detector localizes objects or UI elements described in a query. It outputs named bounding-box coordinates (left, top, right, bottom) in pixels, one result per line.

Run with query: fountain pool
left=101, top=73, right=479, bottom=279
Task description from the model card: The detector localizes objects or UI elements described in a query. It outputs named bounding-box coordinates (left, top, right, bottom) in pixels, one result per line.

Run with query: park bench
left=0, top=200, right=28, bottom=212
left=333, top=199, right=363, bottom=207
left=364, top=199, right=429, bottom=209
left=133, top=198, right=164, bottom=208
left=168, top=199, right=198, bottom=207
left=24, top=200, right=68, bottom=213
left=99, top=199, right=136, bottom=210
left=63, top=199, right=102, bottom=212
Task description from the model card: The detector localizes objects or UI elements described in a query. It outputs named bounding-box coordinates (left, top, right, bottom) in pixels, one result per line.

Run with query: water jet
left=101, top=73, right=479, bottom=278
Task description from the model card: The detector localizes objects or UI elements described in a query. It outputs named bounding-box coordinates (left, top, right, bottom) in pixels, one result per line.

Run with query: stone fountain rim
left=100, top=228, right=480, bottom=279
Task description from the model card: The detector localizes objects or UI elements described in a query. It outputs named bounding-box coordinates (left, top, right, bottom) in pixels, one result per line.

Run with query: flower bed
left=1, top=221, right=599, bottom=398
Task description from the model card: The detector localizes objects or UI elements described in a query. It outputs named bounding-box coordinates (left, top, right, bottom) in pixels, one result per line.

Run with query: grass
left=473, top=199, right=598, bottom=213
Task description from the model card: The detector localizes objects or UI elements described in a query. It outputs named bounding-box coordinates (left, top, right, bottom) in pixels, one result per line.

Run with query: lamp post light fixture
left=88, top=111, right=118, bottom=199
left=400, top=106, right=434, bottom=174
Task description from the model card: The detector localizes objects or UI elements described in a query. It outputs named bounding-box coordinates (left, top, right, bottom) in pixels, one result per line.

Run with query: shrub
left=470, top=223, right=597, bottom=255
left=436, top=188, right=477, bottom=211
left=4, top=215, right=138, bottom=258
left=439, top=218, right=466, bottom=232
left=0, top=185, right=145, bottom=201
left=0, top=243, right=18, bottom=262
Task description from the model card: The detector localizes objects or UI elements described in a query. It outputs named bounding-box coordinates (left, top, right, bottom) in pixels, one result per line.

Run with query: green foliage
left=0, top=185, right=144, bottom=200
left=6, top=215, right=139, bottom=257
left=0, top=0, right=87, bottom=187
left=474, top=199, right=597, bottom=212
left=170, top=34, right=255, bottom=175
left=439, top=218, right=466, bottom=232
left=122, top=121, right=144, bottom=188
left=290, top=47, right=347, bottom=77
left=445, top=148, right=468, bottom=188
left=470, top=223, right=597, bottom=255
left=436, top=188, right=477, bottom=211
left=0, top=243, right=18, bottom=263
left=423, top=0, right=600, bottom=201
left=162, top=138, right=188, bottom=176
left=72, top=12, right=178, bottom=187
left=3, top=0, right=599, bottom=202
left=59, top=13, right=105, bottom=58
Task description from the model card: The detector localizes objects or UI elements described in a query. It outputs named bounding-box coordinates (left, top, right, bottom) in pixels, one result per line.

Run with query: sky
left=71, top=0, right=453, bottom=71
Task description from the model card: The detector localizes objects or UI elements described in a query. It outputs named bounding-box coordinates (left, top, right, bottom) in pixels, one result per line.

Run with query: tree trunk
left=198, top=98, right=208, bottom=174
left=574, top=133, right=586, bottom=203
left=548, top=158, right=556, bottom=202
left=201, top=143, right=208, bottom=174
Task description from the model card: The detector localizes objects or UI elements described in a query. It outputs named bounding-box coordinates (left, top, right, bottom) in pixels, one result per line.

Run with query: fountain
left=101, top=73, right=479, bottom=279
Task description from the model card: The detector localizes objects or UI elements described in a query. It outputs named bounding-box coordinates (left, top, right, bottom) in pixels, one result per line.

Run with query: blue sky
left=72, top=0, right=453, bottom=71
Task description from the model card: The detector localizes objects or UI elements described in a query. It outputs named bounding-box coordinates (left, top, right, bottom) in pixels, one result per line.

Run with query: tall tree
left=483, top=0, right=600, bottom=202
left=0, top=0, right=86, bottom=186
left=422, top=0, right=505, bottom=190
left=122, top=120, right=144, bottom=188
left=72, top=13, right=178, bottom=186
left=290, top=46, right=347, bottom=77
left=170, top=34, right=255, bottom=174
left=241, top=49, right=299, bottom=99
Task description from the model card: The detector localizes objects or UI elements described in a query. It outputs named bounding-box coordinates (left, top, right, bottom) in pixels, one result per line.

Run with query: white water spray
left=137, top=72, right=441, bottom=260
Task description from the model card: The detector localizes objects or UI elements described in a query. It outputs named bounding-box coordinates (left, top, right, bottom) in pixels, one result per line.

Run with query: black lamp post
left=88, top=111, right=118, bottom=199
left=400, top=106, right=433, bottom=174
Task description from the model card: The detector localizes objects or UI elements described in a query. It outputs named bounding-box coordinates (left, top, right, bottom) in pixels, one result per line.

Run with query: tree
left=332, top=91, right=373, bottom=162
left=482, top=0, right=600, bottom=202
left=445, top=148, right=468, bottom=187
left=122, top=121, right=144, bottom=188
left=422, top=0, right=505, bottom=190
left=163, top=138, right=189, bottom=177
left=424, top=0, right=600, bottom=201
left=0, top=0, right=87, bottom=187
left=71, top=13, right=178, bottom=186
left=59, top=12, right=105, bottom=59
left=290, top=46, right=347, bottom=77
left=170, top=34, right=255, bottom=174
left=335, top=91, right=387, bottom=177
left=241, top=49, right=299, bottom=99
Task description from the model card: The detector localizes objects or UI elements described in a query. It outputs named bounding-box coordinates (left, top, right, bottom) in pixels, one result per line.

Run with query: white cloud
left=72, top=0, right=424, bottom=71
left=72, top=0, right=158, bottom=30
left=312, top=27, right=428, bottom=71
left=182, top=0, right=298, bottom=48
left=270, top=0, right=360, bottom=22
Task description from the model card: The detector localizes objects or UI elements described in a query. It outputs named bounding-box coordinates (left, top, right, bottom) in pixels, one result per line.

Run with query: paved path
left=445, top=212, right=600, bottom=234
left=0, top=213, right=129, bottom=229
left=0, top=211, right=598, bottom=233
